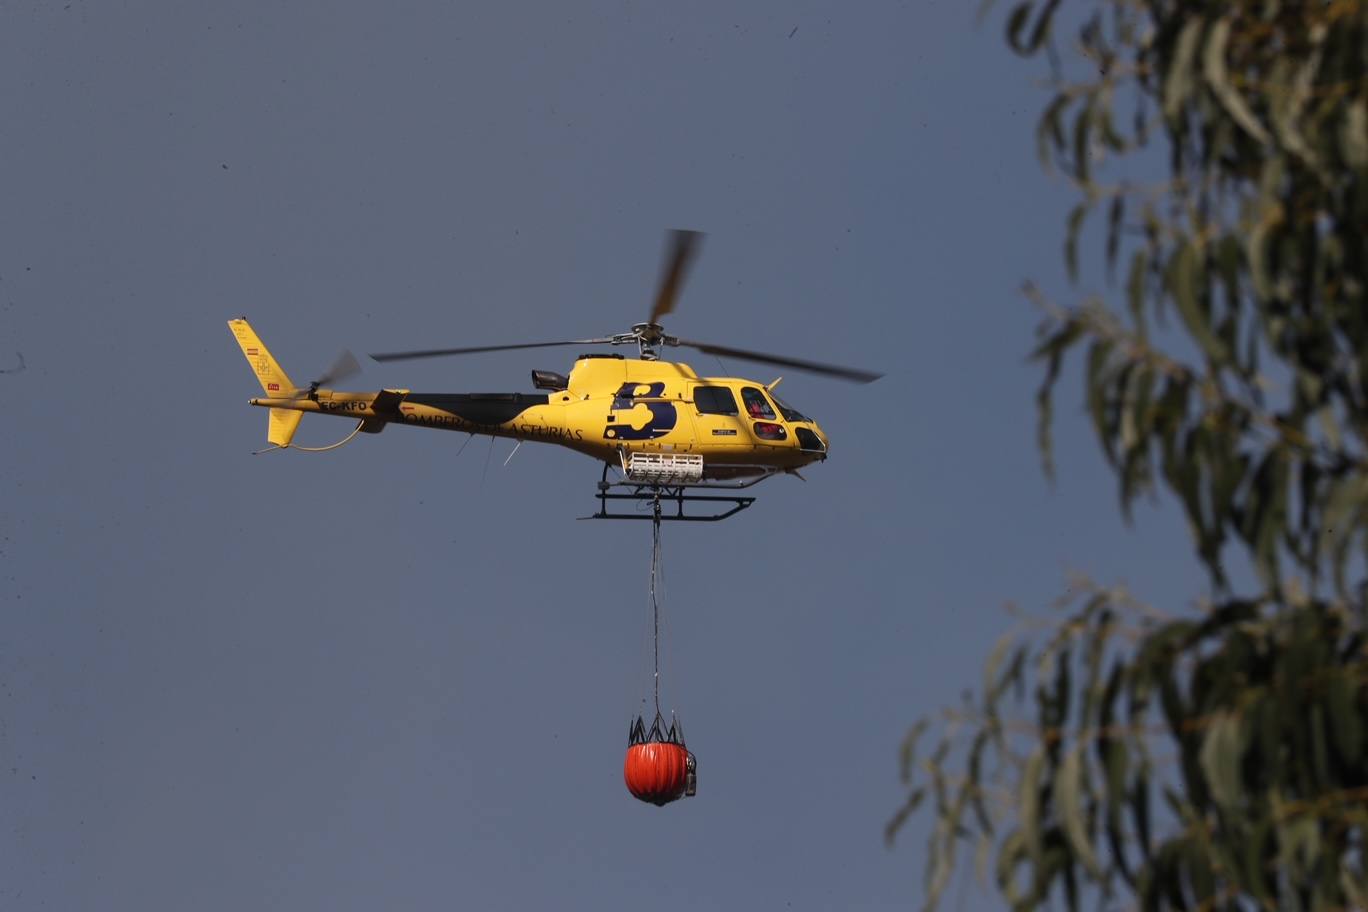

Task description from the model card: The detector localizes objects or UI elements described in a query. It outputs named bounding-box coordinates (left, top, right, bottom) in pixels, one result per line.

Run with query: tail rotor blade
left=315, top=349, right=361, bottom=387
left=289, top=349, right=363, bottom=397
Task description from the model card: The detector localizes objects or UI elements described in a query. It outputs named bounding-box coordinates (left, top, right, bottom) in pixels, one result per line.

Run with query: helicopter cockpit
left=733, top=386, right=825, bottom=454
left=771, top=394, right=825, bottom=452
left=770, top=394, right=808, bottom=423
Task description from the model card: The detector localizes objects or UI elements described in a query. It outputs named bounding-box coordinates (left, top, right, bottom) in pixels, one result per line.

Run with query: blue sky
left=2, top=3, right=1213, bottom=909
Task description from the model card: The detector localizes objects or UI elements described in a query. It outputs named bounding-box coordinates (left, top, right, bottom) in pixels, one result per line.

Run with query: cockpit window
left=741, top=387, right=777, bottom=420
left=772, top=395, right=808, bottom=423
left=694, top=386, right=739, bottom=416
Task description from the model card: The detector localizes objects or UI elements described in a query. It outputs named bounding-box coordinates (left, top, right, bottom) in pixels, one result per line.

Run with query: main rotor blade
left=315, top=349, right=361, bottom=387
left=648, top=229, right=704, bottom=326
left=674, top=338, right=883, bottom=384
left=368, top=339, right=612, bottom=363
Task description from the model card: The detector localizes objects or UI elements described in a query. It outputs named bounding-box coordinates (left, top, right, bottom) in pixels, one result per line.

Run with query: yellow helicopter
left=229, top=231, right=881, bottom=520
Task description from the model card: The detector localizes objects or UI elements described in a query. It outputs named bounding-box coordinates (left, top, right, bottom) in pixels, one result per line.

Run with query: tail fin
left=228, top=317, right=305, bottom=448
left=229, top=317, right=296, bottom=395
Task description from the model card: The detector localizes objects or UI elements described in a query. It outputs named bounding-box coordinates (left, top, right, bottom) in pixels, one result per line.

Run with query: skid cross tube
left=584, top=462, right=756, bottom=521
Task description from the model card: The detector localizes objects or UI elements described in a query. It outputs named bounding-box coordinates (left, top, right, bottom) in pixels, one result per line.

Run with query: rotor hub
left=632, top=323, right=667, bottom=360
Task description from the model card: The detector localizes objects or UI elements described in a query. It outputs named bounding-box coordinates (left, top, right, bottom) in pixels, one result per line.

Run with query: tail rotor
left=294, top=349, right=361, bottom=398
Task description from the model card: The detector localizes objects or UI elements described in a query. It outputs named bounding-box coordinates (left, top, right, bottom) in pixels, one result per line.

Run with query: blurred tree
left=889, top=2, right=1368, bottom=909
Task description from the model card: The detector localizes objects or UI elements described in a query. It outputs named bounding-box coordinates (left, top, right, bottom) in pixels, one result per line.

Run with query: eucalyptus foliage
left=890, top=2, right=1368, bottom=909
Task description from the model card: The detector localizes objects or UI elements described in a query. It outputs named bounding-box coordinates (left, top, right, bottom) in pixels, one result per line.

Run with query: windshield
left=772, top=394, right=809, bottom=423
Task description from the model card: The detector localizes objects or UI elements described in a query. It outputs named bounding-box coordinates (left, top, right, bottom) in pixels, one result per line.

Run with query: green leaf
left=1119, top=364, right=1150, bottom=464
left=1065, top=202, right=1089, bottom=282
left=1032, top=317, right=1085, bottom=482
left=1246, top=157, right=1285, bottom=304
left=1086, top=340, right=1116, bottom=464
left=1326, top=670, right=1363, bottom=765
left=1230, top=447, right=1289, bottom=590
left=1080, top=607, right=1113, bottom=726
left=1048, top=643, right=1072, bottom=730
left=1342, top=98, right=1368, bottom=169
left=1125, top=248, right=1148, bottom=337
left=967, top=730, right=995, bottom=835
left=1184, top=837, right=1217, bottom=904
left=1276, top=801, right=1322, bottom=884
left=1162, top=18, right=1204, bottom=124
left=1072, top=100, right=1094, bottom=185
left=1202, top=17, right=1271, bottom=146
left=1131, top=771, right=1152, bottom=860
left=1023, top=0, right=1060, bottom=54
left=1036, top=93, right=1071, bottom=172
left=974, top=831, right=992, bottom=890
left=1267, top=22, right=1328, bottom=182
left=1316, top=475, right=1368, bottom=595
left=1207, top=436, right=1245, bottom=533
left=1105, top=194, right=1124, bottom=278
left=1097, top=97, right=1126, bottom=153
left=990, top=646, right=1027, bottom=707
left=923, top=825, right=952, bottom=912
left=884, top=787, right=926, bottom=846
left=1197, top=710, right=1246, bottom=813
left=1242, top=814, right=1274, bottom=904
left=1019, top=747, right=1047, bottom=872
left=995, top=830, right=1031, bottom=909
left=1310, top=703, right=1330, bottom=788
left=1167, top=239, right=1230, bottom=364
left=1096, top=660, right=1127, bottom=799
left=897, top=718, right=930, bottom=784
left=1054, top=741, right=1102, bottom=877
left=1341, top=863, right=1368, bottom=912
left=983, top=630, right=1017, bottom=707
left=1005, top=1, right=1033, bottom=52
left=1214, top=233, right=1242, bottom=338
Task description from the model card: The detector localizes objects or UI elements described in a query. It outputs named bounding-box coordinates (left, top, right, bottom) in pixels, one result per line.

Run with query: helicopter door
left=688, top=384, right=748, bottom=450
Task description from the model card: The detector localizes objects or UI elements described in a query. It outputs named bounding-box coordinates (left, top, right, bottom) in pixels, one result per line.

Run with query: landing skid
left=581, top=461, right=771, bottom=522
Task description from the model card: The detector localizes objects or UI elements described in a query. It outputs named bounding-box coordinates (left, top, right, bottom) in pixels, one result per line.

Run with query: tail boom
left=230, top=319, right=582, bottom=454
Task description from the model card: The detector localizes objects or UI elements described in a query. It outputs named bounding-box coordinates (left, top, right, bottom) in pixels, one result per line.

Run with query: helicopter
left=229, top=230, right=882, bottom=520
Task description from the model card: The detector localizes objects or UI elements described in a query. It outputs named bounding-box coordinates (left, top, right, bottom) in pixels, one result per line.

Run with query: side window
left=741, top=387, right=777, bottom=420
left=694, top=386, right=738, bottom=416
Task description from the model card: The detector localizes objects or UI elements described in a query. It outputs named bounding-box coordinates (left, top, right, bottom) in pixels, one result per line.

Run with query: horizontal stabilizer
left=269, top=408, right=305, bottom=447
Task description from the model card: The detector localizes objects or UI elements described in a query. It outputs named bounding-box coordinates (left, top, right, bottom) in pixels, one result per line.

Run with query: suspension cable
left=650, top=492, right=663, bottom=716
